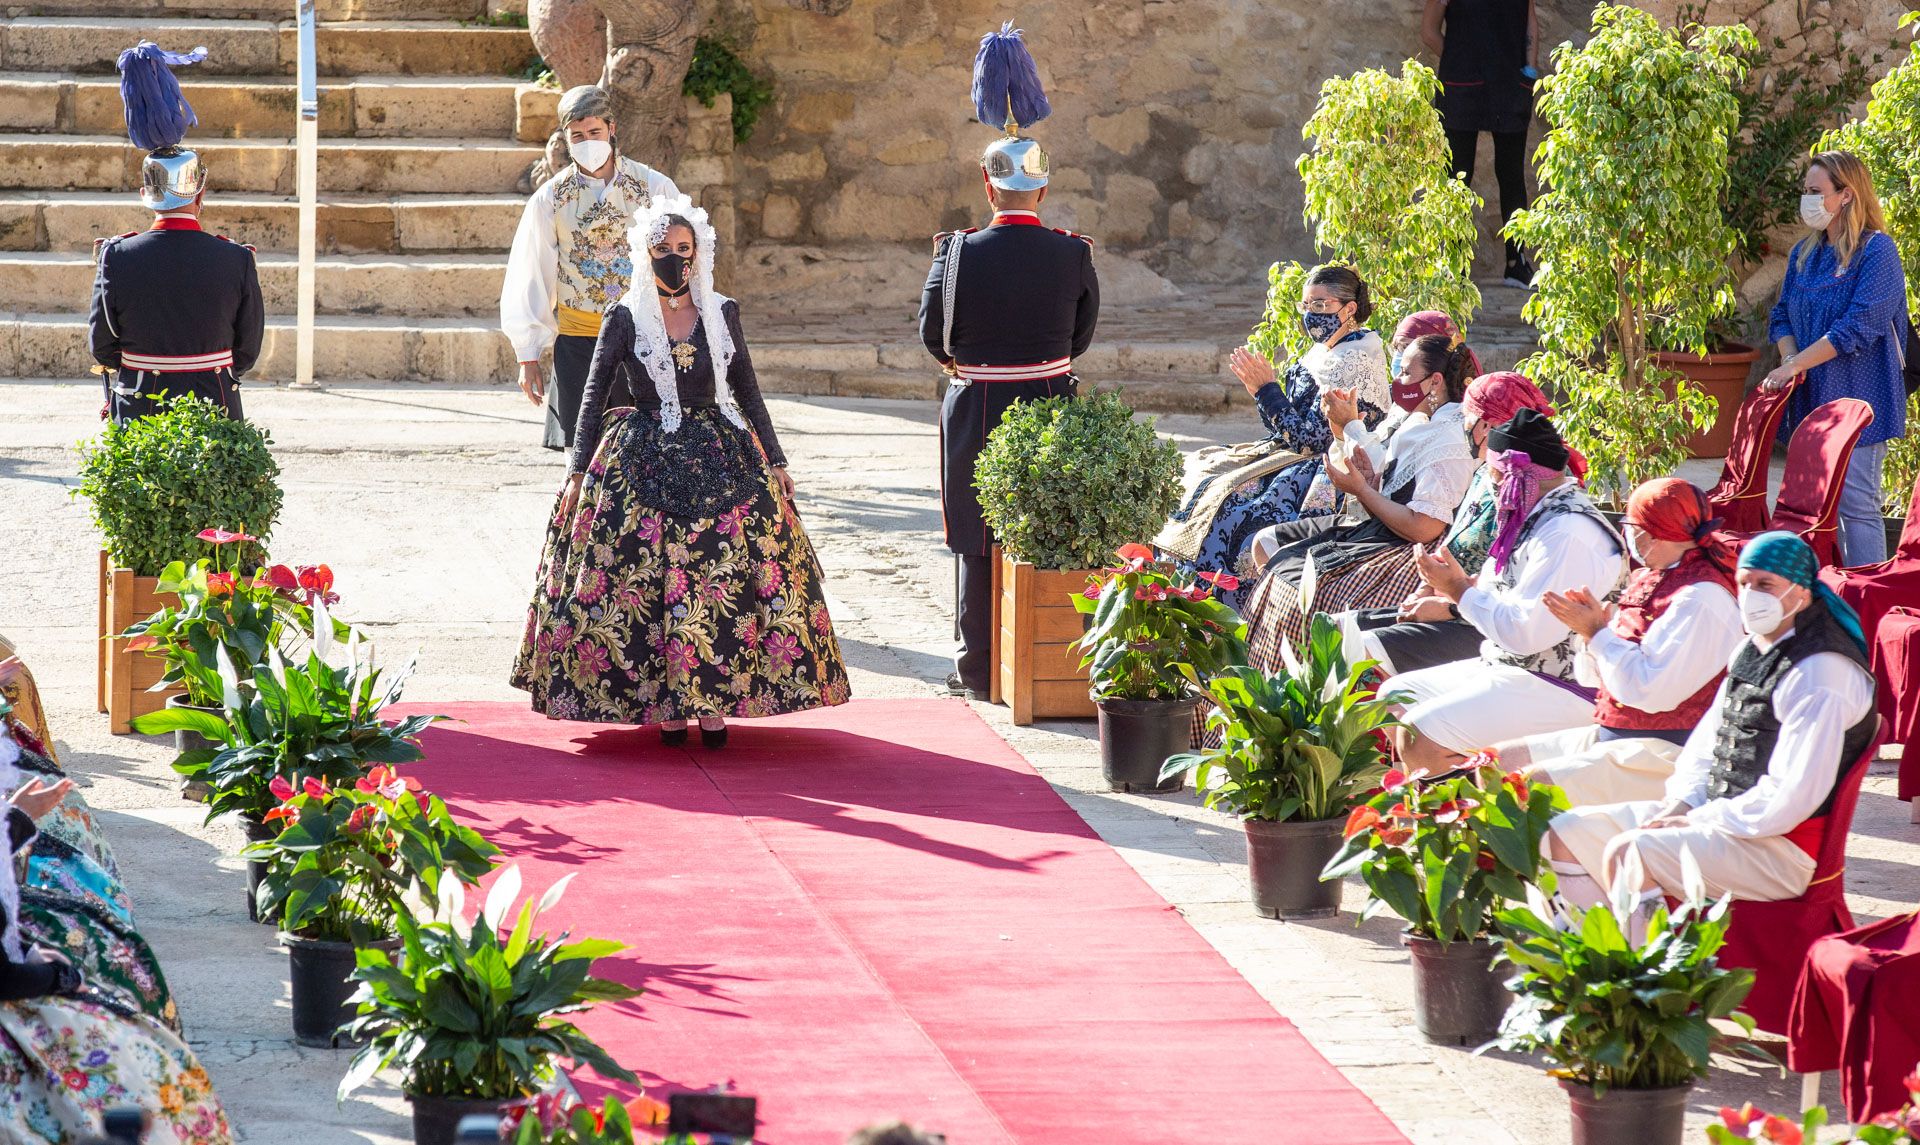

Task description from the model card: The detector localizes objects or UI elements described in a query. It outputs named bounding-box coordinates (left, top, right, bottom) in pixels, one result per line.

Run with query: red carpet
left=402, top=700, right=1406, bottom=1145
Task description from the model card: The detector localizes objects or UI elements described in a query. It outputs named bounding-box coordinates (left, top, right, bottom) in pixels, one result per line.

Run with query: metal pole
left=291, top=0, right=319, bottom=389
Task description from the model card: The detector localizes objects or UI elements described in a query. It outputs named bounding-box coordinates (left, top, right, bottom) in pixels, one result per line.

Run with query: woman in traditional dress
left=0, top=726, right=230, bottom=1144
left=511, top=195, right=851, bottom=748
left=1182, top=266, right=1392, bottom=599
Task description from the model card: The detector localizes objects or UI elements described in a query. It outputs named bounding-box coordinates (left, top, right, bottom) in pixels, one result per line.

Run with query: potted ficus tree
left=1072, top=545, right=1247, bottom=792
left=1490, top=871, right=1767, bottom=1145
left=1505, top=6, right=1758, bottom=491
left=974, top=392, right=1183, bottom=725
left=247, top=765, right=498, bottom=1047
left=1322, top=758, right=1566, bottom=1044
left=1166, top=615, right=1396, bottom=919
left=339, top=867, right=643, bottom=1145
left=75, top=394, right=282, bottom=731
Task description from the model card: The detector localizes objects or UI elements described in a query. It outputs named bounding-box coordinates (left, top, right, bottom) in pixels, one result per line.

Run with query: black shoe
left=700, top=725, right=729, bottom=750
left=1503, top=251, right=1535, bottom=290
left=660, top=725, right=689, bottom=746
left=944, top=672, right=980, bottom=699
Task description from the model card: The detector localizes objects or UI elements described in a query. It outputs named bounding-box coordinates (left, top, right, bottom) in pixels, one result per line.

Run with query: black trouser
left=956, top=553, right=995, bottom=694
left=543, top=332, right=599, bottom=451
left=1446, top=128, right=1530, bottom=264
left=1352, top=610, right=1485, bottom=676
left=107, top=368, right=242, bottom=422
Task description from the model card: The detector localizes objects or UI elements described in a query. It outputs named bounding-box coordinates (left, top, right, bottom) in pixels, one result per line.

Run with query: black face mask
left=652, top=251, right=691, bottom=296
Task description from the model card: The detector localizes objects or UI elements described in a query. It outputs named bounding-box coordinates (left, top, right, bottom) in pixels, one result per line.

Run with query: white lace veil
left=0, top=733, right=24, bottom=963
left=620, top=193, right=745, bottom=434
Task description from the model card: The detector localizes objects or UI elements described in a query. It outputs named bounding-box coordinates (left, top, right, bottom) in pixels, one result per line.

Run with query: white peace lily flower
left=536, top=872, right=578, bottom=918
left=1678, top=843, right=1708, bottom=909
left=482, top=865, right=523, bottom=931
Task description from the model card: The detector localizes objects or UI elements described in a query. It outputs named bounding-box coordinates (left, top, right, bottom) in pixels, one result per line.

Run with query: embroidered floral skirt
left=511, top=407, right=852, bottom=723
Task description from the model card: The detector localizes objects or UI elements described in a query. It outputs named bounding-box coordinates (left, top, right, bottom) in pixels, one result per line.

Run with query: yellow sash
left=557, top=306, right=604, bottom=339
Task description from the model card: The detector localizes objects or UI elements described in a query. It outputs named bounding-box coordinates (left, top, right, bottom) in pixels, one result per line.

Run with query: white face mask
left=1625, top=525, right=1679, bottom=570
left=1737, top=586, right=1790, bottom=637
left=569, top=138, right=613, bottom=173
left=1800, top=192, right=1834, bottom=231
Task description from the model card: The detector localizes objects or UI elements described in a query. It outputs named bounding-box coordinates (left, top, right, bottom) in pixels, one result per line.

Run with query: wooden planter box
left=96, top=550, right=181, bottom=735
left=989, top=549, right=1095, bottom=726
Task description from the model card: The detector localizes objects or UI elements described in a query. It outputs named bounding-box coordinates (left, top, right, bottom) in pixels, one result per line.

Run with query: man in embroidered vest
left=88, top=42, right=263, bottom=423
left=501, top=84, right=680, bottom=450
left=918, top=25, right=1099, bottom=700
left=1385, top=408, right=1628, bottom=770
left=1495, top=478, right=1743, bottom=806
left=1543, top=530, right=1877, bottom=914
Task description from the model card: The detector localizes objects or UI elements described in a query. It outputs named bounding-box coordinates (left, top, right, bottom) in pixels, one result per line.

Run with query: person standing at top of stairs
left=500, top=83, right=680, bottom=451
left=89, top=42, right=262, bottom=423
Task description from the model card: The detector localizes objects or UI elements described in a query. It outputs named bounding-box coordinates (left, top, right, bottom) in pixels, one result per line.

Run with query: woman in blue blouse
left=1763, top=150, right=1909, bottom=565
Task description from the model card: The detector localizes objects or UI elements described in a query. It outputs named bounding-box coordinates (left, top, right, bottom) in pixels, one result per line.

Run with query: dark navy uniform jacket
left=917, top=213, right=1099, bottom=555
left=87, top=218, right=264, bottom=421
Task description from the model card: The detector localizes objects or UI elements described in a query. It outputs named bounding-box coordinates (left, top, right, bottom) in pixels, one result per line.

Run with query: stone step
left=0, top=73, right=538, bottom=140
left=0, top=190, right=521, bottom=254
left=11, top=1, right=489, bottom=20
left=0, top=133, right=539, bottom=194
left=0, top=249, right=505, bottom=316
left=0, top=17, right=535, bottom=77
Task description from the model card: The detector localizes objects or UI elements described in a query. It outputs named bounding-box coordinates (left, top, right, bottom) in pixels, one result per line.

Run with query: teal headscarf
left=1737, top=531, right=1868, bottom=655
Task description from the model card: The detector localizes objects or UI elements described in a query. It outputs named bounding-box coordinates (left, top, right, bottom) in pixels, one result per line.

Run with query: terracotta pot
left=1654, top=342, right=1760, bottom=459
left=1243, top=816, right=1346, bottom=919
left=408, top=1093, right=507, bottom=1145
left=1404, top=934, right=1511, bottom=1045
left=1095, top=696, right=1201, bottom=792
left=1560, top=1079, right=1692, bottom=1145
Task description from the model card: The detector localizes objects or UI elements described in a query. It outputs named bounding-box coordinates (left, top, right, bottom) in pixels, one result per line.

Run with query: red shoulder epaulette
left=93, top=231, right=139, bottom=261
left=932, top=227, right=978, bottom=252
left=1052, top=227, right=1093, bottom=246
left=214, top=234, right=258, bottom=254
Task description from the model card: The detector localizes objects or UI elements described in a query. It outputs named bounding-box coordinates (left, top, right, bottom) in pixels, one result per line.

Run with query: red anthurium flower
left=1377, top=824, right=1413, bottom=846
left=1133, top=586, right=1152, bottom=601
left=1382, top=768, right=1408, bottom=791
left=1198, top=570, right=1241, bottom=591
left=301, top=776, right=328, bottom=799
left=1475, top=851, right=1497, bottom=872
left=344, top=804, right=378, bottom=834
left=1386, top=801, right=1415, bottom=820
left=268, top=775, right=295, bottom=802
left=1343, top=806, right=1381, bottom=839
left=1904, top=1069, right=1920, bottom=1097
left=297, top=564, right=334, bottom=594
left=1759, top=1115, right=1802, bottom=1145
left=196, top=528, right=257, bottom=546
left=1081, top=582, right=1102, bottom=600
left=263, top=804, right=296, bottom=825
left=1504, top=770, right=1532, bottom=806
left=1719, top=1106, right=1765, bottom=1132
left=206, top=571, right=235, bottom=597
left=1433, top=800, right=1463, bottom=823
left=261, top=564, right=299, bottom=591
left=1114, top=543, right=1154, bottom=563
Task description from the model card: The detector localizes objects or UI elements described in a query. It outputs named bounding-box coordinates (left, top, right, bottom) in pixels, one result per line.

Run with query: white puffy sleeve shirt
left=499, top=163, right=682, bottom=363
left=1662, top=645, right=1876, bottom=838
left=1457, top=509, right=1625, bottom=657
left=1578, top=581, right=1743, bottom=711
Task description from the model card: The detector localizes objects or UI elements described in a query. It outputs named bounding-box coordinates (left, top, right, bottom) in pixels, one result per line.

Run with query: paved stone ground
left=6, top=379, right=1915, bottom=1144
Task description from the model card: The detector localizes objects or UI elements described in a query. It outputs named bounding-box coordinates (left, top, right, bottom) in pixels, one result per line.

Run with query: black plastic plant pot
left=1404, top=933, right=1511, bottom=1045
left=409, top=1093, right=508, bottom=1145
left=1243, top=816, right=1345, bottom=919
left=284, top=932, right=397, bottom=1048
left=241, top=816, right=274, bottom=924
left=1095, top=696, right=1202, bottom=793
left=1560, top=1080, right=1693, bottom=1145
left=165, top=694, right=219, bottom=803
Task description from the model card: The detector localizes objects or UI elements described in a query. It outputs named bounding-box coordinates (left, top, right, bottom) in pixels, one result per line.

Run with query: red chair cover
left=1875, top=608, right=1920, bottom=802
left=1709, top=382, right=1799, bottom=532
left=1789, top=911, right=1920, bottom=1124
left=1771, top=398, right=1875, bottom=568
left=1716, top=717, right=1886, bottom=1035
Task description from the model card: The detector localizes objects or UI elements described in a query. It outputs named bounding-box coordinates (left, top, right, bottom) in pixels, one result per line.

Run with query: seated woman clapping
left=1494, top=478, right=1744, bottom=808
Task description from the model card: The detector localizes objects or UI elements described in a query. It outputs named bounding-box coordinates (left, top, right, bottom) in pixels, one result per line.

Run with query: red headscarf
left=1623, top=477, right=1739, bottom=580
left=1392, top=310, right=1483, bottom=377
left=1461, top=371, right=1590, bottom=481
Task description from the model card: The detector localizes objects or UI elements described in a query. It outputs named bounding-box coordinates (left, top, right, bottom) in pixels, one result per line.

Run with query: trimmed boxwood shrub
left=974, top=391, right=1181, bottom=571
left=76, top=395, right=282, bottom=575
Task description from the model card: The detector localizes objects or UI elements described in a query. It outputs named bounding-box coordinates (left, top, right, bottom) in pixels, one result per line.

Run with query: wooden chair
left=1767, top=398, right=1876, bottom=568
left=1715, top=717, right=1886, bottom=1035
left=1707, top=381, right=1800, bottom=532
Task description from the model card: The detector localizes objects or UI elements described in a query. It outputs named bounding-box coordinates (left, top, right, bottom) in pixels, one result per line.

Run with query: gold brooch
left=671, top=340, right=697, bottom=371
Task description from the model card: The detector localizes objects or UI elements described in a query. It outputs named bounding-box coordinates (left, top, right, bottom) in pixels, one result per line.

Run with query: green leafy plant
left=1491, top=880, right=1765, bottom=1095
left=463, top=8, right=527, bottom=27
left=339, top=867, right=642, bottom=1102
left=522, top=56, right=558, bottom=88
left=1506, top=6, right=1757, bottom=499
left=683, top=35, right=773, bottom=145
left=974, top=392, right=1182, bottom=571
left=75, top=394, right=282, bottom=576
left=246, top=765, right=498, bottom=943
left=133, top=613, right=441, bottom=823
left=1824, top=15, right=1920, bottom=515
left=1070, top=544, right=1248, bottom=701
left=1251, top=60, right=1481, bottom=365
left=1166, top=614, right=1396, bottom=822
left=1323, top=757, right=1566, bottom=944
left=1707, top=1103, right=1832, bottom=1144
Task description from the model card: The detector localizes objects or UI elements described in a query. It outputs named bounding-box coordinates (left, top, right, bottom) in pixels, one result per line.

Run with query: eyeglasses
left=1297, top=298, right=1347, bottom=315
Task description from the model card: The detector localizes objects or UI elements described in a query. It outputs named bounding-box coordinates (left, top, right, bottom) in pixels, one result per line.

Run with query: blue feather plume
left=972, top=22, right=1050, bottom=131
left=116, top=41, right=208, bottom=152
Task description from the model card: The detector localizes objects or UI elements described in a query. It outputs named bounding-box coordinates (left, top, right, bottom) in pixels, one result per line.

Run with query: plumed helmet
left=140, top=146, right=206, bottom=211
left=982, top=136, right=1049, bottom=191
left=557, top=85, right=616, bottom=129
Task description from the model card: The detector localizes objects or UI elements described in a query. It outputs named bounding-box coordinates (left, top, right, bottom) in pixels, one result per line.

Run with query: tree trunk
left=597, top=0, right=700, bottom=175
left=529, top=0, right=607, bottom=91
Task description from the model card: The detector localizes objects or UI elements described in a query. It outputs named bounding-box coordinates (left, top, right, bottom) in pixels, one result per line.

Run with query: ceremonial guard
left=88, top=43, right=263, bottom=422
left=501, top=84, right=680, bottom=450
left=919, top=24, right=1100, bottom=699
